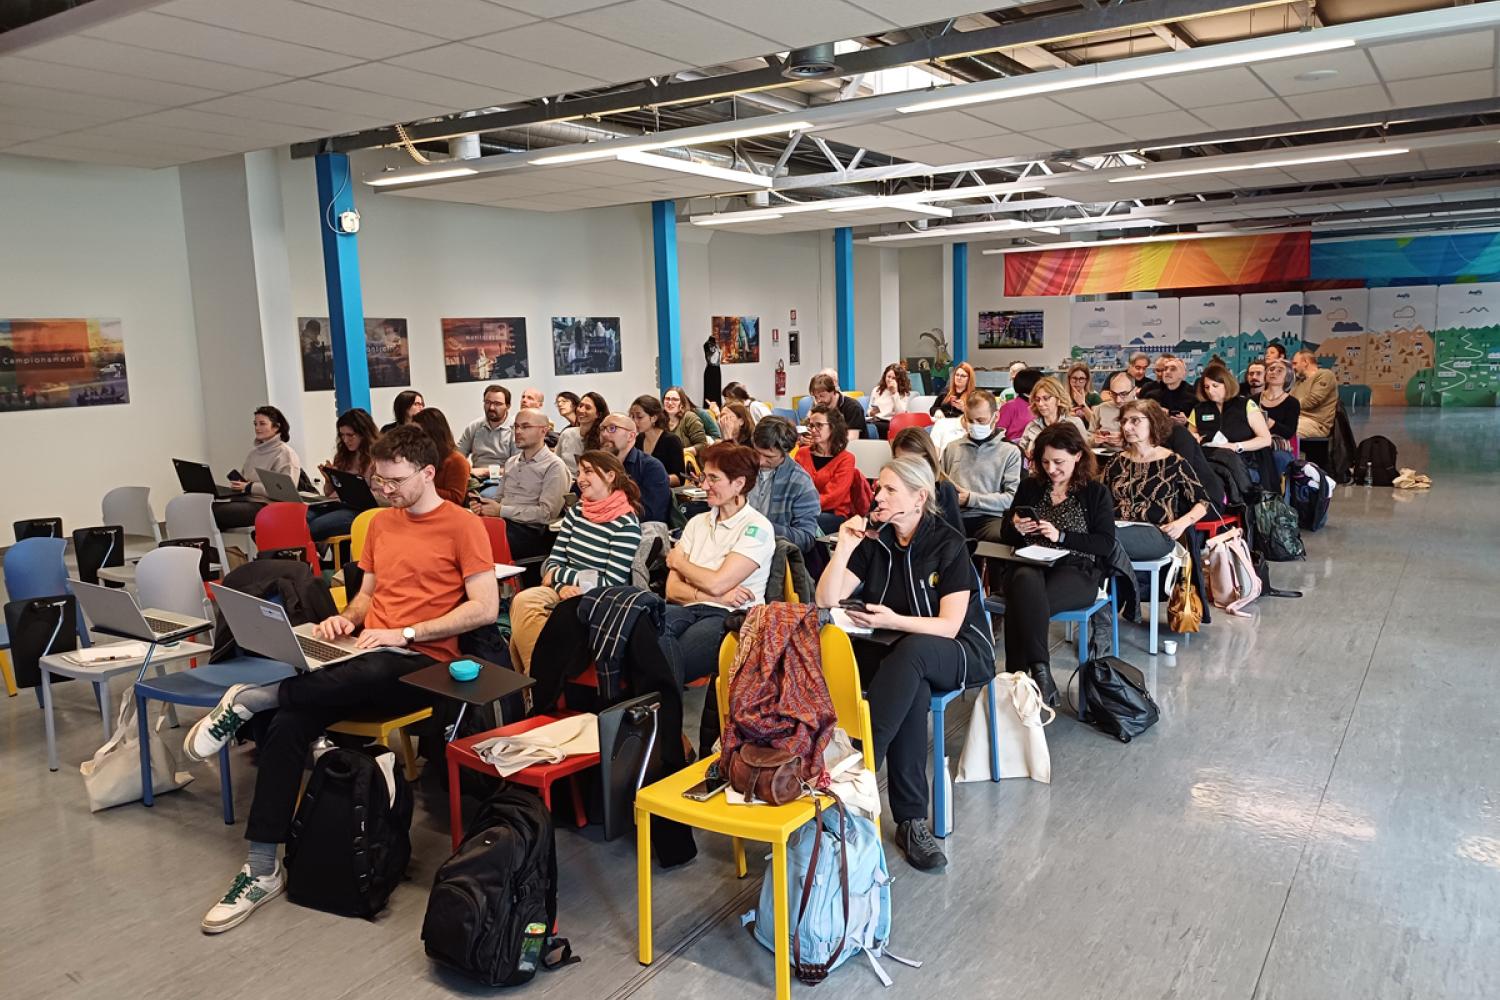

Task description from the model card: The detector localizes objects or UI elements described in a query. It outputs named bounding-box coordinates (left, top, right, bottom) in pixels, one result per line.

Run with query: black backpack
left=422, top=786, right=578, bottom=987
left=1352, top=435, right=1399, bottom=487
left=1066, top=656, right=1159, bottom=743
left=1288, top=460, right=1335, bottom=533
left=285, top=745, right=413, bottom=918
left=1251, top=494, right=1306, bottom=561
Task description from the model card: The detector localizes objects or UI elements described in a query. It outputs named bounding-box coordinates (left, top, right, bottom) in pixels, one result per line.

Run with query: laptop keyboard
left=144, top=615, right=189, bottom=634
left=297, top=634, right=351, bottom=663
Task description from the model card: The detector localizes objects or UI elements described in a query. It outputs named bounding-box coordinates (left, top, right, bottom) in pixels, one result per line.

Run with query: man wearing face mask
left=939, top=389, right=1022, bottom=542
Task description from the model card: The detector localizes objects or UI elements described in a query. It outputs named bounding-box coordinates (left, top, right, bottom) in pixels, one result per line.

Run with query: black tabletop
left=399, top=657, right=534, bottom=705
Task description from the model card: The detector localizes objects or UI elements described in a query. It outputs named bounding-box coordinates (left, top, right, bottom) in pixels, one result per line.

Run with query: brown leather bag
left=726, top=744, right=803, bottom=806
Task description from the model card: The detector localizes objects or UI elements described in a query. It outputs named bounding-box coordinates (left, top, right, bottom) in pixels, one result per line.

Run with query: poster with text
left=442, top=317, right=529, bottom=383
left=1366, top=286, right=1436, bottom=405
left=1124, top=298, right=1181, bottom=372
left=713, top=315, right=760, bottom=364
left=551, top=316, right=621, bottom=376
left=978, top=310, right=1044, bottom=349
left=1430, top=283, right=1500, bottom=407
left=1175, top=296, right=1240, bottom=376
left=1069, top=300, right=1124, bottom=371
left=0, top=317, right=129, bottom=411
left=1303, top=290, right=1370, bottom=393
left=298, top=317, right=411, bottom=391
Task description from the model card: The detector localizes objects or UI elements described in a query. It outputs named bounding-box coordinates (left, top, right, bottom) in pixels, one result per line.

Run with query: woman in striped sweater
left=507, top=449, right=644, bottom=676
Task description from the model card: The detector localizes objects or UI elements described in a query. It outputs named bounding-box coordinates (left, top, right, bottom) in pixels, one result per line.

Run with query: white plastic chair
left=101, top=486, right=160, bottom=543
left=164, top=494, right=228, bottom=571
left=910, top=394, right=937, bottom=415
left=846, top=439, right=893, bottom=480
left=136, top=547, right=212, bottom=621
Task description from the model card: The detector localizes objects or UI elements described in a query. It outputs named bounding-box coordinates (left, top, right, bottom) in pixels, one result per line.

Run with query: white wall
left=899, top=246, right=943, bottom=358
left=0, top=154, right=206, bottom=534
left=966, top=249, right=1074, bottom=369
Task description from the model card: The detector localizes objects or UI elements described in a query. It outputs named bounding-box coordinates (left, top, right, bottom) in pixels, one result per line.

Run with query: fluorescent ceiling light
left=1108, top=146, right=1409, bottom=183
left=530, top=120, right=812, bottom=166
left=618, top=150, right=771, bottom=188
left=691, top=211, right=785, bottom=226
left=366, top=166, right=477, bottom=187
left=979, top=228, right=1309, bottom=254
left=826, top=196, right=951, bottom=216
left=914, top=183, right=1046, bottom=202
left=897, top=37, right=1355, bottom=114
left=867, top=219, right=1041, bottom=243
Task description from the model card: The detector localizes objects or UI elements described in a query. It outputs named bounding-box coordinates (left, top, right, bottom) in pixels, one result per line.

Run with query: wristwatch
left=402, top=626, right=417, bottom=646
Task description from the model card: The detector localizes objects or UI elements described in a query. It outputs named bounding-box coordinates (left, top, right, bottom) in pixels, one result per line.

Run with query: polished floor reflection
left=2, top=408, right=1495, bottom=1000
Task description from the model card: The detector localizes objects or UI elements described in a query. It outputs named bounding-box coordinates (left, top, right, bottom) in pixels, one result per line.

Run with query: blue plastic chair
left=3, top=538, right=90, bottom=695
left=930, top=567, right=1000, bottom=839
left=134, top=656, right=295, bottom=823
left=982, top=577, right=1120, bottom=665
left=795, top=396, right=813, bottom=421
left=771, top=407, right=797, bottom=422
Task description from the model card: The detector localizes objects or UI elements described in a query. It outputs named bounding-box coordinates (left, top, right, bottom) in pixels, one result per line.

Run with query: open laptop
left=209, top=583, right=366, bottom=671
left=72, top=580, right=211, bottom=643
left=257, top=468, right=331, bottom=505
left=324, top=468, right=379, bottom=512
left=173, top=458, right=237, bottom=499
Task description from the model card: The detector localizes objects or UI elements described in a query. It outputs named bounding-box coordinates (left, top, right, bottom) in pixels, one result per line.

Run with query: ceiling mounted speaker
left=784, top=43, right=839, bottom=79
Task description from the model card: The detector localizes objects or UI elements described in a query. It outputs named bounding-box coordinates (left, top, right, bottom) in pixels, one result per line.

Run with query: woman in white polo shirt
left=661, top=442, right=776, bottom=687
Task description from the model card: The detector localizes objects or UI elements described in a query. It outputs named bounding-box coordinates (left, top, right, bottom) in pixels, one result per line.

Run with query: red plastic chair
left=1193, top=514, right=1241, bottom=538
left=253, top=502, right=319, bottom=571
left=478, top=515, right=523, bottom=596
left=887, top=412, right=933, bottom=437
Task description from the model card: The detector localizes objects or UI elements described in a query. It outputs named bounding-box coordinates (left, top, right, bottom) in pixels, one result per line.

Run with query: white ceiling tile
left=1110, top=110, right=1209, bottom=142
left=0, top=82, right=162, bottom=121
left=1251, top=49, right=1380, bottom=97
left=958, top=133, right=1043, bottom=158
left=298, top=0, right=535, bottom=39
left=13, top=35, right=290, bottom=91
left=686, top=0, right=893, bottom=48
left=83, top=12, right=362, bottom=75
left=816, top=123, right=931, bottom=150
left=1052, top=82, right=1177, bottom=120
left=1283, top=84, right=1393, bottom=120
left=388, top=43, right=607, bottom=98
left=252, top=80, right=454, bottom=121
left=1192, top=98, right=1297, bottom=131
left=152, top=0, right=443, bottom=59
left=560, top=0, right=779, bottom=67
left=1024, top=122, right=1128, bottom=150
left=467, top=22, right=681, bottom=83
left=0, top=122, right=53, bottom=143
left=1386, top=70, right=1496, bottom=108
left=892, top=109, right=1002, bottom=143
left=1421, top=146, right=1500, bottom=170
left=317, top=63, right=523, bottom=109
left=0, top=102, right=118, bottom=130
left=1144, top=67, right=1276, bottom=109
left=850, top=0, right=1012, bottom=24
left=11, top=129, right=228, bottom=161
left=1369, top=31, right=1494, bottom=81
left=1350, top=152, right=1426, bottom=177
left=192, top=94, right=388, bottom=130
left=1278, top=163, right=1359, bottom=183
left=0, top=56, right=226, bottom=105
left=84, top=121, right=251, bottom=152
left=887, top=142, right=982, bottom=166
left=961, top=96, right=1089, bottom=131
left=126, top=107, right=324, bottom=143
left=4, top=142, right=171, bottom=167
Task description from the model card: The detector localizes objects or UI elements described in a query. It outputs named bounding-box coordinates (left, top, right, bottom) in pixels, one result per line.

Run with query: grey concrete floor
left=2, top=408, right=1495, bottom=1000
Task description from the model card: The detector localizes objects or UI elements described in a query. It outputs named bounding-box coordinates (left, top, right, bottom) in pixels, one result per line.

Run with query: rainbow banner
left=1004, top=232, right=1310, bottom=296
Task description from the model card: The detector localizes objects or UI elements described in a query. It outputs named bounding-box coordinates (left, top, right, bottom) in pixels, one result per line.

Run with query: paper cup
left=487, top=464, right=501, bottom=480
left=1162, top=639, right=1178, bottom=656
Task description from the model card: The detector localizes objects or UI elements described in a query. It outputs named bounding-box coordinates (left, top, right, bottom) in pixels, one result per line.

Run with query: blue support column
left=651, top=200, right=683, bottom=390
left=834, top=227, right=855, bottom=389
left=314, top=152, right=370, bottom=415
left=952, top=242, right=969, bottom=366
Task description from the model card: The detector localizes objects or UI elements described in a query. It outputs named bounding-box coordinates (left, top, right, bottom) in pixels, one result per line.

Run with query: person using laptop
left=184, top=424, right=498, bottom=934
left=469, top=407, right=568, bottom=568
left=310, top=408, right=380, bottom=543
left=214, top=405, right=303, bottom=531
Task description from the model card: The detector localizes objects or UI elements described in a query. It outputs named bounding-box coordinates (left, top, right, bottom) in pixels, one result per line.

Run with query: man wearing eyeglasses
left=1090, top=370, right=1137, bottom=449
left=470, top=407, right=569, bottom=568
left=598, top=412, right=670, bottom=524
left=184, top=424, right=498, bottom=934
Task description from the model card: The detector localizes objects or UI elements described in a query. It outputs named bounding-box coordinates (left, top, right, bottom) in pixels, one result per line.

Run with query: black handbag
left=1067, top=656, right=1159, bottom=743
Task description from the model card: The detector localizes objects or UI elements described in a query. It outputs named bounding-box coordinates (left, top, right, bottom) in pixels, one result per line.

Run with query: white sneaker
left=202, top=862, right=284, bottom=934
left=184, top=683, right=255, bottom=762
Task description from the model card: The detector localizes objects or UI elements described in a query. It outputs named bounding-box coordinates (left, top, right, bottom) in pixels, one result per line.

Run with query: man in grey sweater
left=939, top=389, right=1022, bottom=542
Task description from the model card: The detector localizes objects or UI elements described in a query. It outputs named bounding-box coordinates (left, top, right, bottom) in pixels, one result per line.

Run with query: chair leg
left=1, top=650, right=16, bottom=698
left=1111, top=591, right=1120, bottom=657
left=1147, top=565, right=1161, bottom=655
left=636, top=805, right=654, bottom=965
left=569, top=774, right=588, bottom=829
left=1077, top=616, right=1089, bottom=666
left=138, top=693, right=154, bottom=807
left=932, top=703, right=949, bottom=838
left=153, top=661, right=180, bottom=729
left=986, top=680, right=1001, bottom=783
left=396, top=726, right=420, bottom=782
left=94, top=682, right=111, bottom=739
left=42, top=669, right=60, bottom=772
left=540, top=782, right=554, bottom=814
left=448, top=756, right=464, bottom=853
left=733, top=837, right=747, bottom=879
left=771, top=839, right=791, bottom=1000
left=219, top=743, right=234, bottom=824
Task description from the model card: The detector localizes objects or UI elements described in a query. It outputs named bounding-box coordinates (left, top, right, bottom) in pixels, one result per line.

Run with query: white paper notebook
left=1013, top=545, right=1067, bottom=563
left=830, top=607, right=873, bottom=635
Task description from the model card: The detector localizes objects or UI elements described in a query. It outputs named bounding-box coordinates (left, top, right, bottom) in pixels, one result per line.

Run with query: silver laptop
left=72, top=580, right=211, bottom=643
left=256, top=468, right=326, bottom=504
left=209, top=584, right=364, bottom=671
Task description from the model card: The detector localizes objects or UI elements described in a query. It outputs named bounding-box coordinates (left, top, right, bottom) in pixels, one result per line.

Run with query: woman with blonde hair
left=1017, top=375, right=1087, bottom=459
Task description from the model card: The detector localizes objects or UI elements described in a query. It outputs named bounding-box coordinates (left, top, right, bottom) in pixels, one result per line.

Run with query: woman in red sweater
left=796, top=403, right=870, bottom=534
left=412, top=407, right=472, bottom=505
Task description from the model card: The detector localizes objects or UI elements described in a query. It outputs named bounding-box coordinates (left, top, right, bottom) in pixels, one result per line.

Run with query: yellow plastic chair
left=327, top=707, right=432, bottom=781
left=635, top=625, right=875, bottom=1000
left=2, top=651, right=16, bottom=698
left=845, top=390, right=865, bottom=399
left=781, top=556, right=799, bottom=603
left=349, top=507, right=383, bottom=563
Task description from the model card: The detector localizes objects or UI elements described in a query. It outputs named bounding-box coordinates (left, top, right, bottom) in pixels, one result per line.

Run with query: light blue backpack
left=745, top=799, right=920, bottom=986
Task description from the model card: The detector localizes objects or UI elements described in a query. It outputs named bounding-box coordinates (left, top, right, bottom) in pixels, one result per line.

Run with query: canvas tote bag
left=956, top=672, right=1056, bottom=784
left=81, top=690, right=193, bottom=811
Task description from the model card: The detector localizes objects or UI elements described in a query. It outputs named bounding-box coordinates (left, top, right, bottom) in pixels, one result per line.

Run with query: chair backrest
left=3, top=536, right=70, bottom=601
left=13, top=517, right=63, bottom=542
left=159, top=537, right=216, bottom=581
left=478, top=515, right=512, bottom=564
left=782, top=555, right=799, bottom=603
left=795, top=396, right=814, bottom=421
left=717, top=622, right=875, bottom=770
left=71, top=525, right=126, bottom=585
left=101, top=486, right=159, bottom=541
left=909, top=394, right=937, bottom=415
left=887, top=412, right=933, bottom=437
left=846, top=439, right=892, bottom=480
left=771, top=407, right=797, bottom=422
left=845, top=390, right=865, bottom=400
left=136, top=546, right=212, bottom=619
left=165, top=493, right=228, bottom=569
left=349, top=507, right=385, bottom=561
left=254, top=502, right=319, bottom=570
left=3, top=596, right=79, bottom=690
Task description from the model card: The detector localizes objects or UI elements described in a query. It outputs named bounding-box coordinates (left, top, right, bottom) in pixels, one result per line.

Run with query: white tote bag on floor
left=955, top=672, right=1056, bottom=784
left=80, top=691, right=193, bottom=812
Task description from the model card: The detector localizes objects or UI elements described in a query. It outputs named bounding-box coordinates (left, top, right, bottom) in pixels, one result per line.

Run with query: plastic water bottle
left=1364, top=461, right=1373, bottom=487
left=311, top=735, right=334, bottom=761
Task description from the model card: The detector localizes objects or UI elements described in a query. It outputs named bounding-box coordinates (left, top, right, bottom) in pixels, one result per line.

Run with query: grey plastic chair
left=164, top=494, right=228, bottom=571
left=101, top=486, right=161, bottom=543
left=136, top=547, right=212, bottom=622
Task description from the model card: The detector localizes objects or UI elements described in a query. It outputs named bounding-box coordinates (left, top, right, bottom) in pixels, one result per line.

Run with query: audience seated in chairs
left=716, top=401, right=756, bottom=446
left=183, top=424, right=499, bottom=934
left=939, top=389, right=1021, bottom=542
left=310, top=408, right=379, bottom=542
left=891, top=426, right=965, bottom=536
left=214, top=405, right=302, bottom=531
left=995, top=368, right=1041, bottom=443
left=929, top=361, right=974, bottom=418
left=807, top=372, right=866, bottom=441
left=1141, top=356, right=1196, bottom=423
left=630, top=394, right=688, bottom=486
left=999, top=422, right=1118, bottom=708
left=867, top=363, right=912, bottom=438
left=554, top=391, right=579, bottom=432
left=1103, top=400, right=1210, bottom=563
left=816, top=456, right=995, bottom=873
left=556, top=391, right=608, bottom=476
left=1291, top=349, right=1337, bottom=439
left=796, top=403, right=870, bottom=534
left=1258, top=357, right=1301, bottom=450
left=744, top=416, right=821, bottom=553
left=1066, top=362, right=1101, bottom=425
left=469, top=408, right=569, bottom=569
left=456, top=384, right=516, bottom=475
left=412, top=407, right=471, bottom=506
left=1017, top=376, right=1089, bottom=460
left=722, top=380, right=772, bottom=422
left=663, top=386, right=709, bottom=453
left=1089, top=370, right=1137, bottom=449
left=598, top=412, right=671, bottom=525
left=1243, top=359, right=1266, bottom=399
left=1190, top=363, right=1280, bottom=486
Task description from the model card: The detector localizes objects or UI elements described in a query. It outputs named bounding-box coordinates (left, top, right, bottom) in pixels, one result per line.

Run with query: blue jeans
left=307, top=505, right=356, bottom=541
left=659, top=603, right=731, bottom=685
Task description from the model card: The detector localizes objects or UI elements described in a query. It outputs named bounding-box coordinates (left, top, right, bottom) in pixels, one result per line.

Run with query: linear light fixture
left=896, top=37, right=1356, bottom=114
left=866, top=219, right=1054, bottom=243
left=691, top=211, right=786, bottom=226
left=916, top=183, right=1046, bottom=202
left=365, top=165, right=477, bottom=187
left=1107, top=146, right=1409, bottom=183
left=826, top=197, right=952, bottom=216
left=530, top=120, right=813, bottom=166
left=618, top=150, right=771, bottom=188
left=978, top=228, right=1309, bottom=254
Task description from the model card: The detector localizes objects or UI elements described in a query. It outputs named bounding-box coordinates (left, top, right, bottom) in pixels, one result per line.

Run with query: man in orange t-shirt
left=184, top=425, right=498, bottom=934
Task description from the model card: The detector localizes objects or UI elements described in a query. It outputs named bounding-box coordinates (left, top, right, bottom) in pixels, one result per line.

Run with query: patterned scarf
left=581, top=489, right=633, bottom=524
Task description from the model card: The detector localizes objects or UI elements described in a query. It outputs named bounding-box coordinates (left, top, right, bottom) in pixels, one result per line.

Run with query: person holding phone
left=999, top=422, right=1118, bottom=707
left=214, top=405, right=303, bottom=530
left=816, top=457, right=995, bottom=873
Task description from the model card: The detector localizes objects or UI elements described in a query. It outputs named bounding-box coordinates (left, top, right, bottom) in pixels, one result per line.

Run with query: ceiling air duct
left=783, top=43, right=839, bottom=79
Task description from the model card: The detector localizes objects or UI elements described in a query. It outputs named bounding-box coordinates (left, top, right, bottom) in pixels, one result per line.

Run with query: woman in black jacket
left=817, top=456, right=995, bottom=874
left=999, top=422, right=1117, bottom=706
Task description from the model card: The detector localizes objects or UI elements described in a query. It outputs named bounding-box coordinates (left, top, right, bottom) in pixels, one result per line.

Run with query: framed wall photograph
left=0, top=318, right=129, bottom=411
left=298, top=317, right=411, bottom=390
left=551, top=316, right=622, bottom=375
left=442, top=317, right=529, bottom=382
left=978, top=310, right=1044, bottom=349
left=712, top=315, right=760, bottom=363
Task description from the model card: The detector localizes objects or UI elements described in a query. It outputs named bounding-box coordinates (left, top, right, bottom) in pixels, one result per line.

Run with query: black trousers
left=214, top=498, right=263, bottom=531
left=860, top=634, right=968, bottom=825
left=1000, top=563, right=1100, bottom=670
left=244, top=650, right=435, bottom=844
left=505, top=520, right=556, bottom=587
left=962, top=514, right=1006, bottom=543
